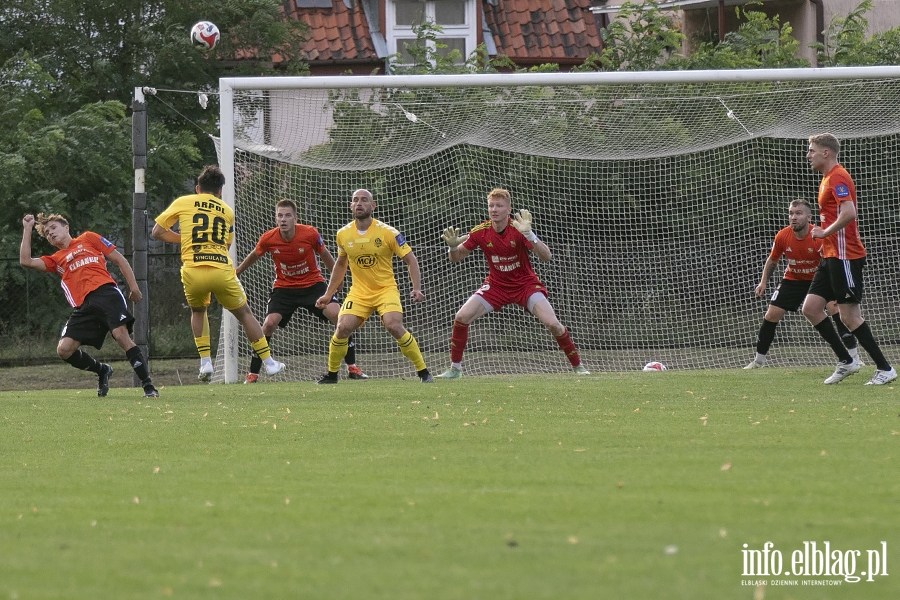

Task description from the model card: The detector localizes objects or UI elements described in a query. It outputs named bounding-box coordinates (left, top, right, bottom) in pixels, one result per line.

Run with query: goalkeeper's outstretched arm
left=441, top=226, right=471, bottom=263
left=512, top=209, right=551, bottom=261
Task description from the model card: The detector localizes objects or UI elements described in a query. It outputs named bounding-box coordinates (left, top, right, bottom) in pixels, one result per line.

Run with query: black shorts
left=807, top=257, right=865, bottom=304
left=266, top=282, right=338, bottom=328
left=769, top=279, right=812, bottom=312
left=61, top=284, right=134, bottom=349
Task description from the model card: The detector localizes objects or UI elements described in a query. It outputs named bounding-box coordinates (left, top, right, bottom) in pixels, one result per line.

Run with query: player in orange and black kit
left=436, top=188, right=588, bottom=378
left=235, top=199, right=368, bottom=383
left=19, top=213, right=158, bottom=398
left=802, top=133, right=895, bottom=385
left=744, top=199, right=859, bottom=369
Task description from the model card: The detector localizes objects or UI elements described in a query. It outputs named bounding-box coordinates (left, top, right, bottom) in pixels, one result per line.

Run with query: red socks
left=555, top=328, right=581, bottom=367
left=450, top=320, right=469, bottom=363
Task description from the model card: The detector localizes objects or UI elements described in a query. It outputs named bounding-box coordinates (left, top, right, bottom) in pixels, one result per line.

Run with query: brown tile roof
left=288, top=0, right=380, bottom=65
left=288, top=0, right=604, bottom=71
left=485, top=0, right=604, bottom=64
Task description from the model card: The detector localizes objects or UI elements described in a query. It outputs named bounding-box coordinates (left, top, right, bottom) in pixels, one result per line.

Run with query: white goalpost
left=215, top=67, right=900, bottom=383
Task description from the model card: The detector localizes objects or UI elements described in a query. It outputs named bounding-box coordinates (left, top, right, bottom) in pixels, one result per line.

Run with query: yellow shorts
left=181, top=265, right=247, bottom=311
left=339, top=287, right=404, bottom=322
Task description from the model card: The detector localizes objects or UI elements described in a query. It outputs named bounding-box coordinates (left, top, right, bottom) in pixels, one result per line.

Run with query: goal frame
left=218, top=66, right=900, bottom=383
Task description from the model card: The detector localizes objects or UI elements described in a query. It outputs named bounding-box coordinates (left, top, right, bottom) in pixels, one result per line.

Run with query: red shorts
left=473, top=280, right=547, bottom=312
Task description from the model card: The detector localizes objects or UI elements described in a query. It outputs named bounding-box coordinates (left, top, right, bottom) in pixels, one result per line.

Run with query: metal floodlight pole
left=132, top=87, right=150, bottom=386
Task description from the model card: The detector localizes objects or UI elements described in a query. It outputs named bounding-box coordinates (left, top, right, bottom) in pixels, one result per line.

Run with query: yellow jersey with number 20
left=155, top=193, right=235, bottom=269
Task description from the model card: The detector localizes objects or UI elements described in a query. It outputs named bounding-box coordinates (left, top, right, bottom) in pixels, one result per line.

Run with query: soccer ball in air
left=642, top=361, right=667, bottom=372
left=191, top=21, right=220, bottom=50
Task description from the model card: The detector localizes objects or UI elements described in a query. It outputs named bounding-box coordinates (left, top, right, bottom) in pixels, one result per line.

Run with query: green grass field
left=2, top=369, right=898, bottom=599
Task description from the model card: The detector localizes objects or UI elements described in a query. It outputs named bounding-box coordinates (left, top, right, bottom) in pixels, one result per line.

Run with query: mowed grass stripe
left=1, top=370, right=898, bottom=599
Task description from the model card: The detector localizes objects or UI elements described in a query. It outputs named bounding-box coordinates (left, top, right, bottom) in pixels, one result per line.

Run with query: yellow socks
left=328, top=336, right=349, bottom=372
left=194, top=335, right=211, bottom=359
left=397, top=331, right=426, bottom=371
left=250, top=337, right=272, bottom=361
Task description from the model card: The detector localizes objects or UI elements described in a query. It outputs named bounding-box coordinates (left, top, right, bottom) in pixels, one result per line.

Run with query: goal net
left=215, top=68, right=900, bottom=382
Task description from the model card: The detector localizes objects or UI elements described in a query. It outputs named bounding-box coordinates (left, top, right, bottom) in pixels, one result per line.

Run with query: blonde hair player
left=802, top=133, right=895, bottom=385
left=437, top=188, right=589, bottom=378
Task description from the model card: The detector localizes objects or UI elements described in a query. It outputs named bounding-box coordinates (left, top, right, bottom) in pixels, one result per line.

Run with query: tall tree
left=0, top=0, right=308, bottom=133
left=0, top=0, right=308, bottom=343
left=0, top=0, right=308, bottom=234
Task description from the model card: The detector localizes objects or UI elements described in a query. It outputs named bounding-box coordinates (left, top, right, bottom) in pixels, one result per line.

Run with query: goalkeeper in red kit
left=435, top=188, right=588, bottom=378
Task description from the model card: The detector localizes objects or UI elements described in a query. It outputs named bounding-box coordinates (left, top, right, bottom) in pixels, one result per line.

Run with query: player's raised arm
left=512, top=209, right=552, bottom=261
left=19, top=215, right=47, bottom=271
left=441, top=226, right=471, bottom=262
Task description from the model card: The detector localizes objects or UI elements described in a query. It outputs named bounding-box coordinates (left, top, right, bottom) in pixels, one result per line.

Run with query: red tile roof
left=486, top=0, right=603, bottom=64
left=289, top=0, right=604, bottom=72
left=289, top=0, right=380, bottom=69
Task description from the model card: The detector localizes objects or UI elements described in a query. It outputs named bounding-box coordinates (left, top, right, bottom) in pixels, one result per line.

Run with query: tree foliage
left=0, top=0, right=308, bottom=346
left=814, top=0, right=900, bottom=66
left=573, top=0, right=898, bottom=72
left=672, top=6, right=809, bottom=69
left=591, top=1, right=685, bottom=71
left=0, top=0, right=307, bottom=242
left=0, top=0, right=308, bottom=118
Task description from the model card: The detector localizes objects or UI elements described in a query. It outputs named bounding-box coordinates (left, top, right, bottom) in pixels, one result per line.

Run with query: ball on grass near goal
left=191, top=21, right=220, bottom=50
left=642, top=361, right=667, bottom=372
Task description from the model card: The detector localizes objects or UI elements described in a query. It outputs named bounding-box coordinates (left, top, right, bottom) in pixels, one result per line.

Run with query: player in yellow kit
left=152, top=165, right=284, bottom=382
left=315, top=189, right=432, bottom=383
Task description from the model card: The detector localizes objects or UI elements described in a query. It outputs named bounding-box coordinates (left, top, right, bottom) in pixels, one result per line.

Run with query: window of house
left=387, top=0, right=477, bottom=65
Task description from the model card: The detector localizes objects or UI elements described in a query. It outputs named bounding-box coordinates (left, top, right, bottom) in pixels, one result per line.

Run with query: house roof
left=484, top=0, right=604, bottom=64
left=290, top=0, right=381, bottom=66
left=289, top=0, right=604, bottom=70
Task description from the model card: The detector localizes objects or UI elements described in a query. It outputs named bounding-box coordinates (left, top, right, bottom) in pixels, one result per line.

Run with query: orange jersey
left=818, top=164, right=865, bottom=259
left=769, top=227, right=822, bottom=281
left=40, top=231, right=118, bottom=307
left=253, top=225, right=326, bottom=289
